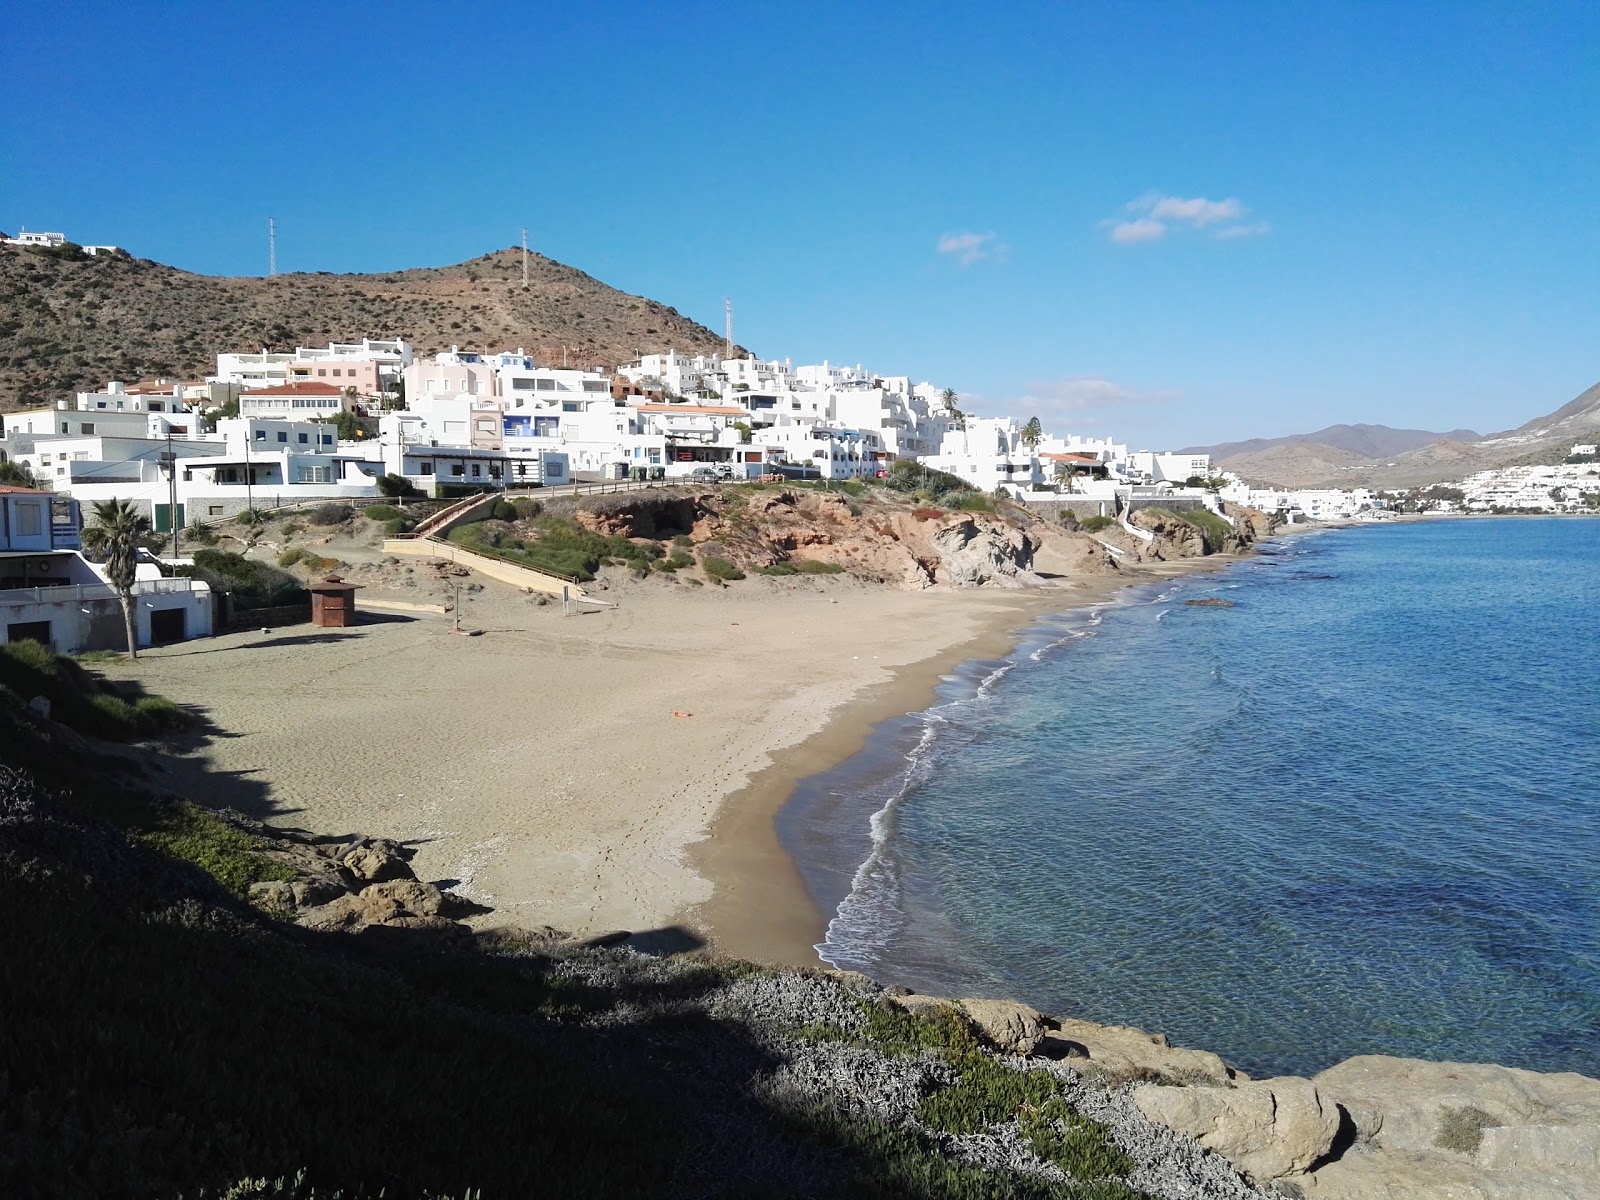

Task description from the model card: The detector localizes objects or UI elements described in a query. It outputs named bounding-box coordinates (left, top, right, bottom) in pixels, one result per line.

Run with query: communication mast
left=268, top=217, right=277, bottom=277
left=521, top=227, right=529, bottom=289
left=724, top=297, right=733, bottom=357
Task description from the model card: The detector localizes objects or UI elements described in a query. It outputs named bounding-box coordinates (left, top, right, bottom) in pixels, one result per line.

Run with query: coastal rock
left=248, top=880, right=295, bottom=911
left=289, top=877, right=347, bottom=909
left=888, top=992, right=960, bottom=1020
left=1134, top=1076, right=1340, bottom=1184
left=296, top=880, right=445, bottom=929
left=1037, top=1017, right=1238, bottom=1086
left=340, top=840, right=416, bottom=884
left=1292, top=1055, right=1600, bottom=1199
left=958, top=998, right=1047, bottom=1056
left=929, top=517, right=1041, bottom=587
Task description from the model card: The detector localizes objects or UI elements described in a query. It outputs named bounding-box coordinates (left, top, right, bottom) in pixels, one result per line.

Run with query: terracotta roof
left=241, top=382, right=346, bottom=396
left=1041, top=452, right=1102, bottom=463
left=0, top=485, right=49, bottom=494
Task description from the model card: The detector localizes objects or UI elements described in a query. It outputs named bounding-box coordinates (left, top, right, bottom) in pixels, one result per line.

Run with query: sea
left=782, top=517, right=1600, bottom=1079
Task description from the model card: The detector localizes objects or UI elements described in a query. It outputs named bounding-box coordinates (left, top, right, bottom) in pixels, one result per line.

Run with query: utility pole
left=268, top=217, right=276, bottom=277
left=244, top=422, right=254, bottom=515
left=521, top=227, right=529, bottom=289
left=724, top=297, right=733, bottom=357
left=162, top=431, right=181, bottom=560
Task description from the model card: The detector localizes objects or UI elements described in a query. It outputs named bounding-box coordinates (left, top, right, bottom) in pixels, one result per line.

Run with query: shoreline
left=688, top=551, right=1253, bottom=968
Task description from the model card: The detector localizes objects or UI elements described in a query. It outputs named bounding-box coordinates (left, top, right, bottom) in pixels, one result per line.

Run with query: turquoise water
left=784, top=518, right=1600, bottom=1078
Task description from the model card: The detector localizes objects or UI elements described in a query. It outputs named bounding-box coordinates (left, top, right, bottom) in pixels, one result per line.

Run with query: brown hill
left=0, top=243, right=743, bottom=411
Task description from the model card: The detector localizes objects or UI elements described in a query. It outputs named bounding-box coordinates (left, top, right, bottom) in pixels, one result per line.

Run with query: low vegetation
left=1081, top=515, right=1117, bottom=532
left=1435, top=1105, right=1496, bottom=1153
left=448, top=516, right=650, bottom=582
left=701, top=554, right=746, bottom=582
left=0, top=639, right=190, bottom=740
left=305, top=503, right=352, bottom=527
left=181, top=549, right=307, bottom=611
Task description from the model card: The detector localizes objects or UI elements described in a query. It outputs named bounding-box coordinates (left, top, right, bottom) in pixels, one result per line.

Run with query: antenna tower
left=521, top=227, right=529, bottom=289
left=724, top=297, right=733, bottom=357
left=268, top=217, right=277, bottom=277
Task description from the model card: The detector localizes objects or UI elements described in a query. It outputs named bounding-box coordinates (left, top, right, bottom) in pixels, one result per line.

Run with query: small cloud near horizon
left=936, top=230, right=1007, bottom=267
left=1013, top=376, right=1180, bottom=422
left=1101, top=193, right=1269, bottom=244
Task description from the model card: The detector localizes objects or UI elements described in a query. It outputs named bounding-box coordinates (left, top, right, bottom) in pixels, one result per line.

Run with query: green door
left=153, top=503, right=186, bottom=533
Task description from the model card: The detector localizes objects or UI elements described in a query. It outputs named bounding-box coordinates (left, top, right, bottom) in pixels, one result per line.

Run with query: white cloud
left=1013, top=376, right=1179, bottom=420
left=1214, top=220, right=1271, bottom=239
left=1106, top=217, right=1167, bottom=244
left=1147, top=195, right=1240, bottom=225
left=937, top=230, right=1006, bottom=267
left=1102, top=193, right=1266, bottom=244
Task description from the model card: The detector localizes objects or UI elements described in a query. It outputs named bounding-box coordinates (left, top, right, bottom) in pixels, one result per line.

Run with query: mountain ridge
left=0, top=243, right=743, bottom=411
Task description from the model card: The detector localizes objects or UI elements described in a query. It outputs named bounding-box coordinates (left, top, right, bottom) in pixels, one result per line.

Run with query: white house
left=239, top=382, right=360, bottom=421
left=921, top=418, right=1042, bottom=495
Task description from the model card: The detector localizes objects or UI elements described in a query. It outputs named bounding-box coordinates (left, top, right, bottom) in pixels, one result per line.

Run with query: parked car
left=689, top=466, right=721, bottom=484
left=714, top=464, right=735, bottom=480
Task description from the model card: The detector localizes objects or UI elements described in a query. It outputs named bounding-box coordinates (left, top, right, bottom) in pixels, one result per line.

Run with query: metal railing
left=0, top=578, right=204, bottom=607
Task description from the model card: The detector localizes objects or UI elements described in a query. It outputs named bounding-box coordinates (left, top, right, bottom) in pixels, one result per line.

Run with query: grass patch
left=448, top=517, right=651, bottom=582
left=0, top=641, right=192, bottom=740
left=305, top=502, right=352, bottom=526
left=701, top=555, right=746, bottom=582
left=796, top=559, right=844, bottom=575
left=1435, top=1105, right=1496, bottom=1153
left=361, top=504, right=402, bottom=523
left=1178, top=508, right=1233, bottom=553
left=134, top=802, right=296, bottom=898
left=70, top=649, right=125, bottom=664
left=278, top=547, right=306, bottom=568
left=1080, top=515, right=1116, bottom=532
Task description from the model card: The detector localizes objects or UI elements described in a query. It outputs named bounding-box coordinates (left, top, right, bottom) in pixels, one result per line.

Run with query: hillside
left=0, top=243, right=743, bottom=410
left=1184, top=422, right=1482, bottom=463
left=1210, top=383, right=1599, bottom=488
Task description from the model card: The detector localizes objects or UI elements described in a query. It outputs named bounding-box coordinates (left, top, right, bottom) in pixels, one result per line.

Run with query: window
left=277, top=432, right=288, bottom=443
left=451, top=464, right=464, bottom=477
left=470, top=464, right=481, bottom=478
left=317, top=368, right=327, bottom=376
left=208, top=505, right=224, bottom=517
left=418, top=461, right=434, bottom=475
left=296, top=465, right=332, bottom=483
left=255, top=430, right=267, bottom=441
left=544, top=459, right=563, bottom=479
left=16, top=502, right=43, bottom=536
left=298, top=433, right=309, bottom=444
left=512, top=378, right=535, bottom=391
left=320, top=434, right=333, bottom=445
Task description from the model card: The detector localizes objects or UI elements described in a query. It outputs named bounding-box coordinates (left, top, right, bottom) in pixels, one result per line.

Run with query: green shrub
left=377, top=472, right=422, bottom=497
left=132, top=695, right=191, bottom=734
left=701, top=555, right=745, bottom=582
left=955, top=492, right=995, bottom=512
left=182, top=550, right=307, bottom=611
left=306, top=503, right=351, bottom=527
left=277, top=548, right=306, bottom=568
left=796, top=560, right=844, bottom=575
left=672, top=534, right=694, bottom=548
left=361, top=504, right=402, bottom=523
left=492, top=501, right=518, bottom=522
left=382, top=517, right=412, bottom=536
left=279, top=521, right=303, bottom=537
left=376, top=473, right=422, bottom=499
left=184, top=519, right=218, bottom=546
left=757, top=563, right=798, bottom=576
left=512, top=497, right=543, bottom=520
left=1081, top=515, right=1116, bottom=532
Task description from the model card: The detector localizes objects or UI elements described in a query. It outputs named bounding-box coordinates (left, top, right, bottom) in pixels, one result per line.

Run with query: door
left=149, top=607, right=186, bottom=644
left=7, top=620, right=52, bottom=647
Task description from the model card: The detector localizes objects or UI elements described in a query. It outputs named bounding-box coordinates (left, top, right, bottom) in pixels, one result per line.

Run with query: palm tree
left=82, top=498, right=150, bottom=659
left=1020, top=416, right=1043, bottom=450
left=939, top=387, right=967, bottom=431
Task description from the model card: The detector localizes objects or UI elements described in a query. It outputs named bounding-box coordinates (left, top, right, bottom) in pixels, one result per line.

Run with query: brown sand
left=106, top=557, right=1238, bottom=959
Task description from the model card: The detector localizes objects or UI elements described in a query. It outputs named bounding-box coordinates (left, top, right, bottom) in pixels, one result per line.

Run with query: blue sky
left=4, top=1, right=1597, bottom=447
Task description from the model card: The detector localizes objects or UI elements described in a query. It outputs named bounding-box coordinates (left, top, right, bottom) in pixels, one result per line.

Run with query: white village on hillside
left=1, top=241, right=1595, bottom=658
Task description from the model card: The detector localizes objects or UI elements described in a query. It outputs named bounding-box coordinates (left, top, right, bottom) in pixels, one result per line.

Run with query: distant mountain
left=0, top=244, right=744, bottom=410
left=1184, top=422, right=1482, bottom=462
left=1202, top=384, right=1599, bottom=489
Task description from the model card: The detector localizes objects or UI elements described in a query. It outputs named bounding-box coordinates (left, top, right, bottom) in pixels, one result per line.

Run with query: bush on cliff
left=0, top=640, right=192, bottom=740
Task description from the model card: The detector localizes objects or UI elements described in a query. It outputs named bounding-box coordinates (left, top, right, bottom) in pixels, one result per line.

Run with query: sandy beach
left=105, top=555, right=1236, bottom=961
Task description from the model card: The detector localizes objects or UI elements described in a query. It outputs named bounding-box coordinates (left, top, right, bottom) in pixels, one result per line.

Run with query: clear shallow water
left=783, top=518, right=1600, bottom=1078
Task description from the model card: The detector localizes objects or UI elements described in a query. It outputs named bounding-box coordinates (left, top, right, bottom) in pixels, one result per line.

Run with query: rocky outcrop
left=572, top=485, right=1109, bottom=590
left=881, top=990, right=1598, bottom=1198
left=1134, top=1076, right=1341, bottom=1184
left=1291, top=1056, right=1600, bottom=1199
